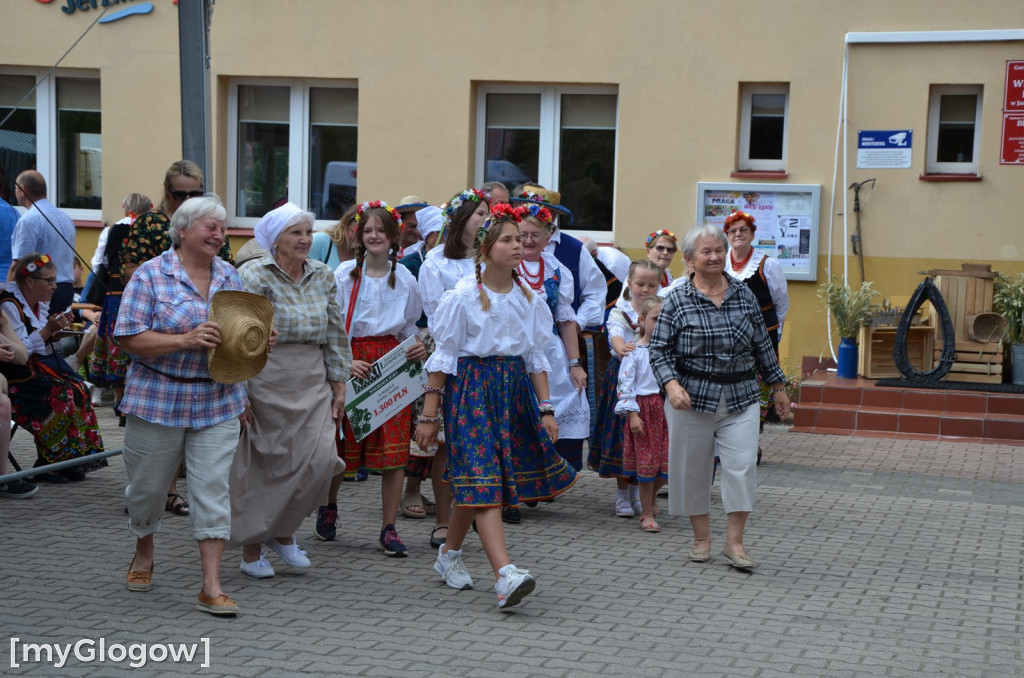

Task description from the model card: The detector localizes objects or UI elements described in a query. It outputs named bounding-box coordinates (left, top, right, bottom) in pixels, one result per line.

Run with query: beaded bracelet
left=423, top=385, right=444, bottom=395
left=418, top=414, right=440, bottom=424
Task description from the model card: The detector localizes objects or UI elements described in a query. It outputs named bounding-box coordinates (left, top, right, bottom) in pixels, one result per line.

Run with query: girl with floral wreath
left=413, top=188, right=490, bottom=543
left=414, top=203, right=577, bottom=609
left=321, top=201, right=426, bottom=557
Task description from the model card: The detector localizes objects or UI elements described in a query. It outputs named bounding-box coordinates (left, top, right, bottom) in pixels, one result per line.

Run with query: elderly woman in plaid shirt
left=229, top=203, right=351, bottom=579
left=117, top=195, right=274, bottom=616
left=649, top=224, right=791, bottom=570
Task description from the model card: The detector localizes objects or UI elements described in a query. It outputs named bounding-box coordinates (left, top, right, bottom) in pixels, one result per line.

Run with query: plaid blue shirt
left=649, top=275, right=786, bottom=415
left=115, top=250, right=247, bottom=428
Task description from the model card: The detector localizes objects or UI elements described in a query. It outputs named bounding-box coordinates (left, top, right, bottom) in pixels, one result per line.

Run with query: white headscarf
left=254, top=202, right=316, bottom=251
left=415, top=205, right=443, bottom=241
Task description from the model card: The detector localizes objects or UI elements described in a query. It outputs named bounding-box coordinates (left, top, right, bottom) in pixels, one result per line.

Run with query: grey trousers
left=666, top=393, right=759, bottom=516
left=124, top=414, right=240, bottom=541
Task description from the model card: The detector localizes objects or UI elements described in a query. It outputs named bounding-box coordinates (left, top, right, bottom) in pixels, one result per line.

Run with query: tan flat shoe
left=126, top=555, right=153, bottom=592
left=196, top=591, right=238, bottom=616
left=688, top=547, right=711, bottom=563
left=722, top=549, right=756, bottom=569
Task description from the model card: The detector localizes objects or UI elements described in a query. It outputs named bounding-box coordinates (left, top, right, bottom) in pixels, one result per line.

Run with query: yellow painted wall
left=4, top=0, right=1022, bottom=377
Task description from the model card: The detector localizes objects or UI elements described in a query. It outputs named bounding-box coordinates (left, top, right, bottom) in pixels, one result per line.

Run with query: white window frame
left=738, top=83, right=790, bottom=172
left=2, top=68, right=101, bottom=222
left=227, top=77, right=357, bottom=230
left=926, top=84, right=983, bottom=175
left=474, top=83, right=619, bottom=241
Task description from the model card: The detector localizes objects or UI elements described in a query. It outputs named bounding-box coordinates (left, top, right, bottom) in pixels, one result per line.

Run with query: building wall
left=2, top=0, right=1022, bottom=376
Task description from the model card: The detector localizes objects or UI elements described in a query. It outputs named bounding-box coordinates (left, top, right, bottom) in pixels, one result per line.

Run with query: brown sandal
left=165, top=493, right=190, bottom=516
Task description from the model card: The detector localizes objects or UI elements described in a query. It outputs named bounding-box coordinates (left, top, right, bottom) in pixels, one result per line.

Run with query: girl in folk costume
left=419, top=189, right=490, bottom=319
left=413, top=188, right=490, bottom=546
left=614, top=296, right=668, bottom=533
left=588, top=259, right=661, bottom=517
left=516, top=203, right=590, bottom=476
left=414, top=204, right=577, bottom=609
left=325, top=201, right=427, bottom=557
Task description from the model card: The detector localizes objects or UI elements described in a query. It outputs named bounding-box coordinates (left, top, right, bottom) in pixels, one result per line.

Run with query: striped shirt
left=115, top=250, right=247, bottom=428
left=649, top=274, right=786, bottom=415
left=239, top=252, right=352, bottom=382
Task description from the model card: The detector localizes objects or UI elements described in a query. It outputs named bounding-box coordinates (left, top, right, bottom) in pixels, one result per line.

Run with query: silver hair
left=168, top=194, right=226, bottom=246
left=680, top=224, right=728, bottom=259
left=578, top=236, right=598, bottom=254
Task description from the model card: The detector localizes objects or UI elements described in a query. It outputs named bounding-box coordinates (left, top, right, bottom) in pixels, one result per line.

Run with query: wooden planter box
left=858, top=325, right=935, bottom=379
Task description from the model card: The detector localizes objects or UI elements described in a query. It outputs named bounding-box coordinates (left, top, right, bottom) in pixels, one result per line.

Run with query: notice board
left=696, top=182, right=821, bottom=282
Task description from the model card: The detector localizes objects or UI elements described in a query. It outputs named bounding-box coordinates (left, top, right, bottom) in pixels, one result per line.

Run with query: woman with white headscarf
left=228, top=203, right=352, bottom=579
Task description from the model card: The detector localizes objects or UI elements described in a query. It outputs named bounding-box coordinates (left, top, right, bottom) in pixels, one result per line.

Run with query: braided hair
left=474, top=204, right=532, bottom=311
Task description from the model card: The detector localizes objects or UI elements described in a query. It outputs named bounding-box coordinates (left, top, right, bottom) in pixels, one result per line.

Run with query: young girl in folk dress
left=588, top=260, right=661, bottom=517
left=325, top=201, right=427, bottom=557
left=414, top=189, right=490, bottom=543
left=414, top=204, right=577, bottom=610
left=615, top=296, right=668, bottom=532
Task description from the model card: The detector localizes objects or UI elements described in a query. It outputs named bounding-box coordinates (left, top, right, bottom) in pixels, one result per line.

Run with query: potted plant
left=818, top=278, right=879, bottom=378
left=993, top=272, right=1024, bottom=385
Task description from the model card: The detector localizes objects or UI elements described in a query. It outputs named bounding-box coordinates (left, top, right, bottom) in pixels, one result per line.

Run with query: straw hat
left=396, top=195, right=430, bottom=214
left=509, top=185, right=574, bottom=225
left=208, top=291, right=274, bottom=384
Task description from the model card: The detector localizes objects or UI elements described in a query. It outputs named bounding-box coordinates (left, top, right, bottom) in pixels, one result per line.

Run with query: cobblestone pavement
left=2, top=408, right=1022, bottom=677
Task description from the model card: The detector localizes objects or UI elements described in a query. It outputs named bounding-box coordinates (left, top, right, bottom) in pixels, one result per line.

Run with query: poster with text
left=697, top=183, right=821, bottom=281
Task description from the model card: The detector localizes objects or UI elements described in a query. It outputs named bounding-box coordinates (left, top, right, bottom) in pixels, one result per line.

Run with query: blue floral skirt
left=587, top=355, right=625, bottom=477
left=443, top=356, right=577, bottom=507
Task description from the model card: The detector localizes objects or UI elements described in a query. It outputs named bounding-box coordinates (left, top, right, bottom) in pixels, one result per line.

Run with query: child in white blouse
left=318, top=201, right=427, bottom=557
left=589, top=259, right=661, bottom=517
left=414, top=204, right=577, bottom=610
left=614, top=296, right=668, bottom=532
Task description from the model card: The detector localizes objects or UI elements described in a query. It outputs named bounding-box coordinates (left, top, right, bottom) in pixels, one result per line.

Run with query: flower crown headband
left=19, top=254, right=52, bottom=278
left=354, top=200, right=403, bottom=229
left=440, top=188, right=488, bottom=228
left=474, top=203, right=523, bottom=251
left=519, top=202, right=552, bottom=225
left=646, top=229, right=677, bottom=248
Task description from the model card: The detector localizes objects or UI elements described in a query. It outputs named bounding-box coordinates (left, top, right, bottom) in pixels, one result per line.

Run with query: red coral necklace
left=518, top=258, right=545, bottom=291
left=730, top=248, right=754, bottom=272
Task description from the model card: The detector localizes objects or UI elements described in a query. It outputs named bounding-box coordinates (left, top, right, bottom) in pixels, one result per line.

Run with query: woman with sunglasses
left=722, top=211, right=789, bottom=454
left=121, top=160, right=233, bottom=282
left=645, top=230, right=679, bottom=290
left=0, top=253, right=105, bottom=482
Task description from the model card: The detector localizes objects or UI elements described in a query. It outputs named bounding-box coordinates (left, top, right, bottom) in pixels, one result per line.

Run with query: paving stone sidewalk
left=2, top=410, right=1022, bottom=677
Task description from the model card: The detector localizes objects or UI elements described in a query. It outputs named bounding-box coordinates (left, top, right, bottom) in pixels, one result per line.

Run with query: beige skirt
left=228, top=343, right=343, bottom=547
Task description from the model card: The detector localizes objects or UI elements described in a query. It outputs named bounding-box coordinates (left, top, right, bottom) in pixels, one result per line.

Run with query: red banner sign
left=1005, top=60, right=1024, bottom=112
left=1000, top=113, right=1024, bottom=165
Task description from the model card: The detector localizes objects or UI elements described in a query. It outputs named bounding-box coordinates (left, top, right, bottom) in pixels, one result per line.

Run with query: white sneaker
left=265, top=537, right=311, bottom=568
left=495, top=564, right=535, bottom=609
left=240, top=548, right=275, bottom=578
left=614, top=497, right=634, bottom=517
left=433, top=545, right=473, bottom=590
